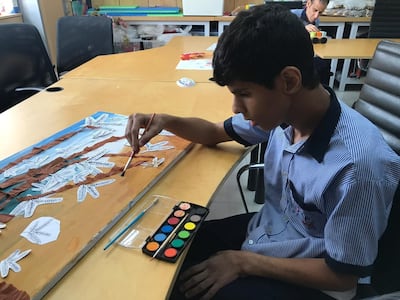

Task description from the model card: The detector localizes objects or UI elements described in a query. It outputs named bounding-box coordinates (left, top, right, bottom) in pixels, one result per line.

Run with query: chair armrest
left=15, top=87, right=45, bottom=92
left=236, top=163, right=265, bottom=213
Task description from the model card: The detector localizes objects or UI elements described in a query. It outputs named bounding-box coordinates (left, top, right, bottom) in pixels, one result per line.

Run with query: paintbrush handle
left=143, top=113, right=156, bottom=135
left=104, top=198, right=159, bottom=250
left=152, top=213, right=189, bottom=259
left=121, top=113, right=155, bottom=176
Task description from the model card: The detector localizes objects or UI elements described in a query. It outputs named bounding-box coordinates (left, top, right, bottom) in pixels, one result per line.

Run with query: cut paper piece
left=0, top=281, right=30, bottom=300
left=3, top=155, right=51, bottom=178
left=141, top=157, right=165, bottom=168
left=0, top=214, right=13, bottom=224
left=91, top=128, right=114, bottom=139
left=141, top=141, right=175, bottom=153
left=82, top=113, right=124, bottom=128
left=77, top=179, right=115, bottom=202
left=10, top=197, right=63, bottom=218
left=21, top=217, right=60, bottom=245
left=124, top=129, right=175, bottom=147
left=176, top=77, right=195, bottom=88
left=160, top=129, right=174, bottom=136
left=206, top=42, right=217, bottom=51
left=176, top=58, right=212, bottom=70
left=31, top=173, right=68, bottom=194
left=0, top=249, right=32, bottom=278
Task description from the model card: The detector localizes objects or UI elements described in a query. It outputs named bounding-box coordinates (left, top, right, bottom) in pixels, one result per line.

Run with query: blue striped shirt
left=224, top=87, right=400, bottom=277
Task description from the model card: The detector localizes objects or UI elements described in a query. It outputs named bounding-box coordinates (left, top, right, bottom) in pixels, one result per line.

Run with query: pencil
left=104, top=197, right=159, bottom=250
left=121, top=113, right=156, bottom=176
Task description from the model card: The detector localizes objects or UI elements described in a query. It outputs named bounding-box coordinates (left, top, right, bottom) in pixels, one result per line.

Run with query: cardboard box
left=182, top=0, right=224, bottom=16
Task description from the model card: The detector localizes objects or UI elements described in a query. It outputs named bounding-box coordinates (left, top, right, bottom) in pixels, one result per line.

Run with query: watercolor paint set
left=141, top=200, right=209, bottom=262
left=107, top=195, right=208, bottom=263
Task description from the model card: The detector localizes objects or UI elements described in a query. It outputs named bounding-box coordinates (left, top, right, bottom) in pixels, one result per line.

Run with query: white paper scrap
left=21, top=217, right=60, bottom=245
left=0, top=249, right=32, bottom=278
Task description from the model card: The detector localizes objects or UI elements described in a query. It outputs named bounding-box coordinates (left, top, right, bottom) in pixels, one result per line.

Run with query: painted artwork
left=0, top=111, right=179, bottom=220
left=0, top=111, right=193, bottom=288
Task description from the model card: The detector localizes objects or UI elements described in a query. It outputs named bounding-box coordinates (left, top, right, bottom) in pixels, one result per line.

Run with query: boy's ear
left=279, top=66, right=302, bottom=94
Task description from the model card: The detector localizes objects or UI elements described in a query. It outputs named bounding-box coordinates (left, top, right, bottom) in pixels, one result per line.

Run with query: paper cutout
left=21, top=217, right=60, bottom=245
left=141, top=157, right=165, bottom=168
left=10, top=197, right=63, bottom=218
left=176, top=58, right=212, bottom=70
left=3, top=155, right=51, bottom=178
left=0, top=249, right=32, bottom=278
left=0, top=281, right=30, bottom=299
left=77, top=179, right=115, bottom=202
left=141, top=141, right=175, bottom=153
left=207, top=43, right=217, bottom=51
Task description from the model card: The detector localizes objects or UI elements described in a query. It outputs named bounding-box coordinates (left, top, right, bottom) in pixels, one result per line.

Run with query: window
left=0, top=0, right=19, bottom=15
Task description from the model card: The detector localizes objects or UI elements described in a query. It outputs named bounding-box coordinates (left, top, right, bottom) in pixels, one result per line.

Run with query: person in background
left=125, top=4, right=400, bottom=300
left=292, top=0, right=330, bottom=32
left=292, top=0, right=332, bottom=85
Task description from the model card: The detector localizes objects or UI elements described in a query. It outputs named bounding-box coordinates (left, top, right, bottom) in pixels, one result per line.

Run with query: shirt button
left=248, top=240, right=254, bottom=245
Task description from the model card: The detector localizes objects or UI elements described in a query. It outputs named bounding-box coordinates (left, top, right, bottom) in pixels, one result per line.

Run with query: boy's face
left=306, top=0, right=327, bottom=23
left=227, top=81, right=291, bottom=131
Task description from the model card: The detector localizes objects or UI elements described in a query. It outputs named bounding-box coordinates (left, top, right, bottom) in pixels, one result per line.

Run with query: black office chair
left=357, top=0, right=400, bottom=74
left=368, top=0, right=400, bottom=39
left=56, top=15, right=114, bottom=76
left=0, top=23, right=58, bottom=113
left=353, top=40, right=400, bottom=155
left=352, top=41, right=400, bottom=297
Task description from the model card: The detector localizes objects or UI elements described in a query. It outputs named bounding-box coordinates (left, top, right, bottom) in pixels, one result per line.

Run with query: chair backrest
left=56, top=16, right=114, bottom=75
left=0, top=23, right=58, bottom=112
left=368, top=0, right=400, bottom=38
left=353, top=40, right=400, bottom=155
left=353, top=40, right=400, bottom=294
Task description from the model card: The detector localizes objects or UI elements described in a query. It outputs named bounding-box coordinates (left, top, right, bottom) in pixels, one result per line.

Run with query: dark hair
left=212, top=4, right=319, bottom=89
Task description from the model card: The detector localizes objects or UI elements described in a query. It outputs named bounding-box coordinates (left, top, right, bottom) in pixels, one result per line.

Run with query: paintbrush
left=121, top=113, right=156, bottom=176
left=151, top=213, right=189, bottom=260
left=104, top=197, right=159, bottom=250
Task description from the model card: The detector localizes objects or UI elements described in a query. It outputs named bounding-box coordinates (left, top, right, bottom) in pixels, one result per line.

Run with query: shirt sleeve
left=224, top=113, right=270, bottom=146
left=324, top=177, right=396, bottom=277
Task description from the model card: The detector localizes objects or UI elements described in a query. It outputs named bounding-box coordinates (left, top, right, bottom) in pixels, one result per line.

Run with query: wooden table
left=122, top=16, right=213, bottom=36
left=314, top=38, right=400, bottom=91
left=215, top=15, right=371, bottom=38
left=62, top=36, right=218, bottom=82
left=0, top=78, right=245, bottom=299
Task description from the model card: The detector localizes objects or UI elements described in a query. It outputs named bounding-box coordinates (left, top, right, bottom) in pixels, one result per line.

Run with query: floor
left=206, top=86, right=361, bottom=220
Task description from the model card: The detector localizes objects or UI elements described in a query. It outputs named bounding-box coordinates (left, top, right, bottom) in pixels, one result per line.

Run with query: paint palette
left=142, top=201, right=209, bottom=262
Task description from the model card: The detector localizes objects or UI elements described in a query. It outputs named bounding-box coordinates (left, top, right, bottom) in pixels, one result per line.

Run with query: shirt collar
left=303, top=86, right=341, bottom=163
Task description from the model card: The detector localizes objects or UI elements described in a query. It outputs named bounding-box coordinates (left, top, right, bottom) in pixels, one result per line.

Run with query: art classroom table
left=314, top=38, right=400, bottom=91
left=0, top=78, right=245, bottom=300
left=215, top=15, right=371, bottom=37
left=313, top=38, right=400, bottom=59
left=61, top=36, right=219, bottom=83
